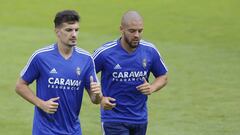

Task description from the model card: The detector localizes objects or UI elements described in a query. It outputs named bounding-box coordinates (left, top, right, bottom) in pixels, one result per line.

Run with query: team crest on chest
left=76, top=67, right=81, bottom=76
left=142, top=58, right=147, bottom=69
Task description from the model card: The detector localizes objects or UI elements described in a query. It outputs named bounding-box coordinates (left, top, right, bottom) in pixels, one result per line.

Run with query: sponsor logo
left=112, top=71, right=147, bottom=82
left=50, top=68, right=57, bottom=74
left=47, top=77, right=81, bottom=90
left=114, top=64, right=122, bottom=69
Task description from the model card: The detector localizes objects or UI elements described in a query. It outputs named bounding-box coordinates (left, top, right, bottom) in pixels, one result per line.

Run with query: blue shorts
left=102, top=122, right=148, bottom=135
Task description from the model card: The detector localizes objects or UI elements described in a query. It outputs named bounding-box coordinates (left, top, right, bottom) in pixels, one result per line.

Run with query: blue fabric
left=21, top=44, right=98, bottom=135
left=93, top=39, right=167, bottom=124
left=102, top=122, right=148, bottom=135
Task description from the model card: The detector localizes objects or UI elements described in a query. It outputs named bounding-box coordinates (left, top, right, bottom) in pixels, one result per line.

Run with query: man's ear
left=120, top=25, right=124, bottom=34
left=55, top=29, right=60, bottom=36
left=120, top=25, right=123, bottom=31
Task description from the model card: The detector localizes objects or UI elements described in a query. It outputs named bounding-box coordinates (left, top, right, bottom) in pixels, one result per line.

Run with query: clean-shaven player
left=15, top=10, right=102, bottom=135
left=93, top=11, right=168, bottom=135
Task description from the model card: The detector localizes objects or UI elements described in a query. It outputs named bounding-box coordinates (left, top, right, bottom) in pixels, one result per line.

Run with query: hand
left=90, top=76, right=101, bottom=96
left=39, top=97, right=59, bottom=114
left=136, top=78, right=153, bottom=95
left=101, top=97, right=116, bottom=110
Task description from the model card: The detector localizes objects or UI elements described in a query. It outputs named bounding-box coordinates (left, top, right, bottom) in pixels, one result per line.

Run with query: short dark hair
left=54, top=10, right=80, bottom=28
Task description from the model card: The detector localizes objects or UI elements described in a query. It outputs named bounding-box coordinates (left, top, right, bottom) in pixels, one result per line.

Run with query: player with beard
left=93, top=11, right=168, bottom=135
left=15, top=10, right=102, bottom=135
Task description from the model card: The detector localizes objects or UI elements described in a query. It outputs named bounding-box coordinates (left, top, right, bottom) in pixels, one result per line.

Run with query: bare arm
left=100, top=96, right=116, bottom=110
left=136, top=74, right=168, bottom=95
left=15, top=78, right=59, bottom=114
left=87, top=76, right=102, bottom=104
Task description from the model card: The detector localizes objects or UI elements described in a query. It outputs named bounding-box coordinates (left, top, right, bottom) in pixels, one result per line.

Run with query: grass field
left=0, top=0, right=239, bottom=135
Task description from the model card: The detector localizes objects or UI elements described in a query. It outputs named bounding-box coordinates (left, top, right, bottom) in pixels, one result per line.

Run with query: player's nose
left=72, top=30, right=78, bottom=37
left=134, top=31, right=140, bottom=38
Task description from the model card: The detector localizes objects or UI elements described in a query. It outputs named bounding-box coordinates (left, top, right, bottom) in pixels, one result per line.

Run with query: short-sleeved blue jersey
left=21, top=44, right=98, bottom=135
left=93, top=39, right=167, bottom=124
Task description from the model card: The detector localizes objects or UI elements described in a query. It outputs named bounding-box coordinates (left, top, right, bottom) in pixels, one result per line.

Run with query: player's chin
left=133, top=40, right=140, bottom=44
left=68, top=42, right=77, bottom=47
left=130, top=42, right=139, bottom=48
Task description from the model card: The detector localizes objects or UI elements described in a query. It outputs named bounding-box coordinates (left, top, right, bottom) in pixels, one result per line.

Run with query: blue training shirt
left=93, top=39, right=168, bottom=124
left=21, top=44, right=98, bottom=135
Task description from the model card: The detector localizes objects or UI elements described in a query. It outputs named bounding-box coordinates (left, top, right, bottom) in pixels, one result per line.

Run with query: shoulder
left=140, top=40, right=161, bottom=53
left=75, top=47, right=93, bottom=61
left=140, top=40, right=157, bottom=50
left=30, top=44, right=55, bottom=60
left=75, top=47, right=91, bottom=56
left=34, top=44, right=55, bottom=54
left=140, top=40, right=163, bottom=57
left=92, top=40, right=118, bottom=59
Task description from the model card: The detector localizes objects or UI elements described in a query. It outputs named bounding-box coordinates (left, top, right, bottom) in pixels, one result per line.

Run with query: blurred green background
left=0, top=0, right=239, bottom=135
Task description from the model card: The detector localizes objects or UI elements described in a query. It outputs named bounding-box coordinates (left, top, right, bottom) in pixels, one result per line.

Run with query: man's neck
left=120, top=38, right=136, bottom=53
left=57, top=43, right=74, bottom=60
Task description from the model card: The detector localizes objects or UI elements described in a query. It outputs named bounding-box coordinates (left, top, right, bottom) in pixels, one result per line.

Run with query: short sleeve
left=92, top=50, right=105, bottom=73
left=151, top=48, right=168, bottom=77
left=84, top=56, right=99, bottom=91
left=20, top=54, right=40, bottom=84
